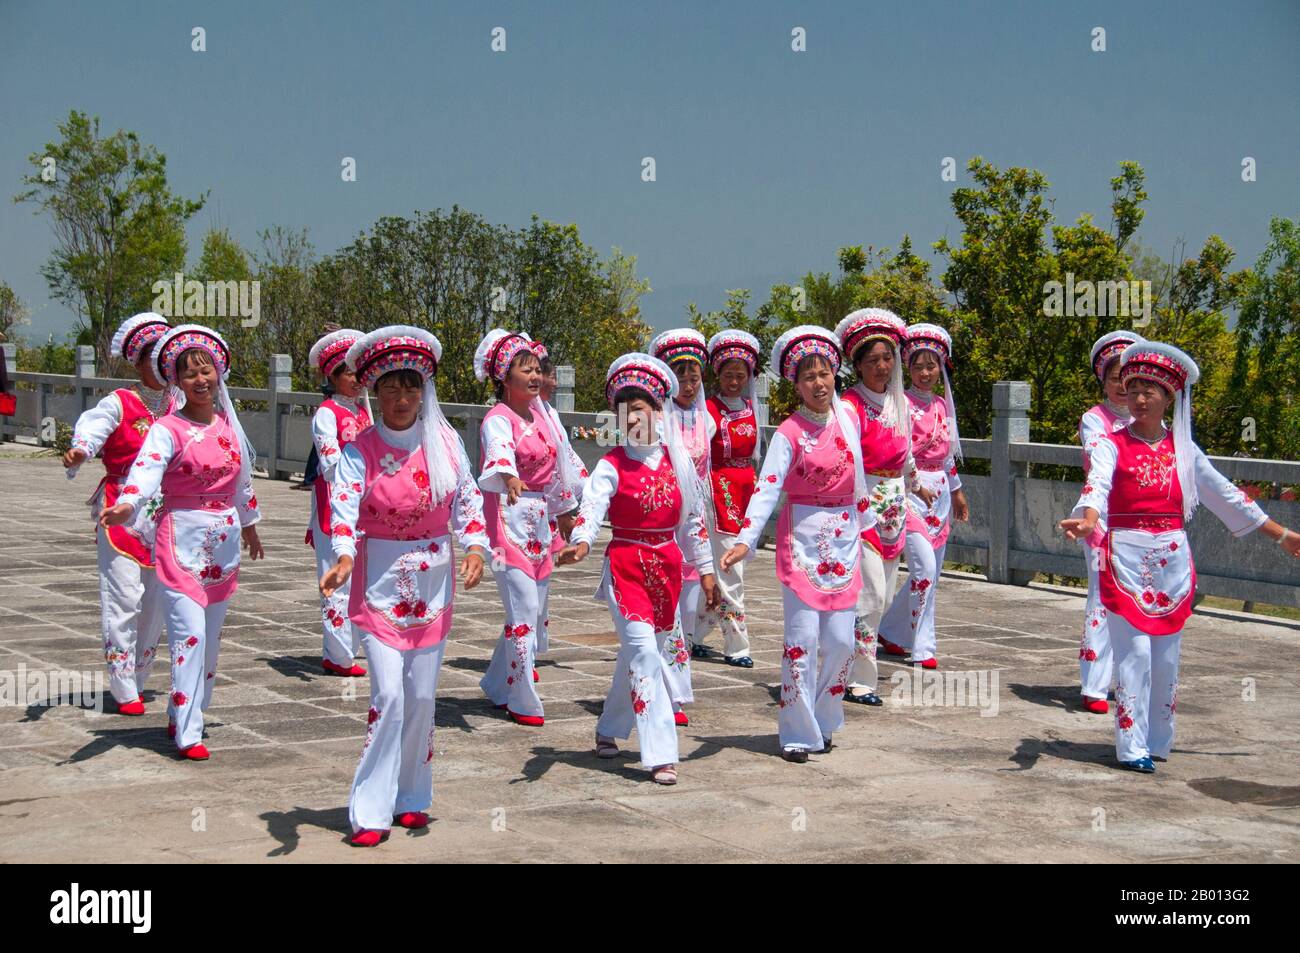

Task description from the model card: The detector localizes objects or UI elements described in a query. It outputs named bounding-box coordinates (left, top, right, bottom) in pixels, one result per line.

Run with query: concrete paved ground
left=1, top=452, right=1298, bottom=863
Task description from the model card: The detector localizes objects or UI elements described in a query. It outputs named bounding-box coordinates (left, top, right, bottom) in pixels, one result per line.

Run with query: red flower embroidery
left=766, top=474, right=779, bottom=483
left=1141, top=591, right=1155, bottom=604
left=171, top=691, right=188, bottom=707
left=122, top=484, right=139, bottom=495
left=464, top=520, right=485, bottom=534
left=1155, top=591, right=1172, bottom=608
left=333, top=525, right=354, bottom=536
left=185, top=636, right=199, bottom=648
left=393, top=601, right=411, bottom=618
left=367, top=707, right=380, bottom=725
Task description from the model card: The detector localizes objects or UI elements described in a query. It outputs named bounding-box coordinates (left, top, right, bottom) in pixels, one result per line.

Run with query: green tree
left=0, top=281, right=30, bottom=341
left=14, top=110, right=206, bottom=367
left=1230, top=217, right=1300, bottom=460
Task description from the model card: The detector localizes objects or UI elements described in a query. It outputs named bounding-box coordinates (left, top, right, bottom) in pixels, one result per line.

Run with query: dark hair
left=794, top=352, right=836, bottom=380
left=329, top=362, right=352, bottom=381
left=612, top=385, right=660, bottom=412
left=493, top=351, right=541, bottom=401
left=177, top=346, right=215, bottom=373
left=908, top=348, right=941, bottom=368
left=539, top=355, right=554, bottom=376
left=376, top=368, right=423, bottom=391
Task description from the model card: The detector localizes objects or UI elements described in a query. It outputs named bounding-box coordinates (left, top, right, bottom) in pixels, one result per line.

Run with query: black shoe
left=726, top=655, right=754, bottom=668
left=845, top=690, right=882, bottom=706
left=821, top=736, right=833, bottom=753
left=690, top=644, right=711, bottom=659
left=782, top=748, right=809, bottom=763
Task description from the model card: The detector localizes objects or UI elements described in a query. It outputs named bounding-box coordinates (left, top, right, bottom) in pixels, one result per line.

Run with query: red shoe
left=323, top=659, right=367, bottom=677
left=1082, top=697, right=1109, bottom=714
left=118, top=697, right=146, bottom=716
left=179, top=743, right=210, bottom=761
left=533, top=669, right=540, bottom=683
left=880, top=638, right=908, bottom=657
left=508, top=710, right=544, bottom=727
left=350, top=829, right=388, bottom=847
left=167, top=721, right=176, bottom=740
left=916, top=657, right=938, bottom=670
left=674, top=710, right=689, bottom=727
left=394, top=811, right=429, bottom=829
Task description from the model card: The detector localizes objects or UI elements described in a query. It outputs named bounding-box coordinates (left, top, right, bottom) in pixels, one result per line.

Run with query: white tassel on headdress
left=883, top=352, right=908, bottom=439
left=420, top=377, right=461, bottom=502
left=1173, top=386, right=1197, bottom=521
left=218, top=379, right=257, bottom=485
left=942, top=364, right=962, bottom=463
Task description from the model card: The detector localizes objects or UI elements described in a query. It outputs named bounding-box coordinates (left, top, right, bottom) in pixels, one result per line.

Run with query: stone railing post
left=988, top=381, right=1031, bottom=584
left=267, top=353, right=292, bottom=479
left=754, top=371, right=773, bottom=429
left=74, top=345, right=95, bottom=416
left=555, top=365, right=575, bottom=413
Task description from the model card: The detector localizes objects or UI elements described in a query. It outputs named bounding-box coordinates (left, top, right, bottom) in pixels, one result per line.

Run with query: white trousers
left=1110, top=617, right=1181, bottom=763
left=312, top=526, right=359, bottom=667
left=662, top=581, right=698, bottom=707
left=162, top=589, right=228, bottom=749
left=480, top=567, right=548, bottom=717
left=349, top=633, right=446, bottom=832
left=779, top=589, right=856, bottom=751
left=97, top=527, right=166, bottom=704
left=880, top=535, right=947, bottom=663
left=849, top=545, right=900, bottom=692
left=693, top=532, right=750, bottom=658
left=1079, top=548, right=1114, bottom=701
left=596, top=599, right=678, bottom=768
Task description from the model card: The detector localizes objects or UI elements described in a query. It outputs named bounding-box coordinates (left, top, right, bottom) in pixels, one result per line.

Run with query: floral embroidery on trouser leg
left=161, top=589, right=228, bottom=750
left=479, top=568, right=544, bottom=717
left=1079, top=554, right=1114, bottom=700
left=1109, top=616, right=1155, bottom=763
left=659, top=611, right=693, bottom=706
left=596, top=604, right=678, bottom=768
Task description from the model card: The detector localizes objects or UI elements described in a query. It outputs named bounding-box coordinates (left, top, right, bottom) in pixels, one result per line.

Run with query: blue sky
left=2, top=0, right=1297, bottom=342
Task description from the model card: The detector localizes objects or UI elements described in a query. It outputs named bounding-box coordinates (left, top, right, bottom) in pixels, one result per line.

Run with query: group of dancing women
left=64, top=308, right=1300, bottom=846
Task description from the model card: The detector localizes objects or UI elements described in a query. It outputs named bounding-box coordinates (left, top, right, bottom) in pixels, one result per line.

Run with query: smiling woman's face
left=177, top=349, right=219, bottom=407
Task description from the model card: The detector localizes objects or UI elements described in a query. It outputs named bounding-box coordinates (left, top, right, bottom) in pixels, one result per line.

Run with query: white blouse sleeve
left=1072, top=437, right=1117, bottom=520
left=477, top=414, right=518, bottom=494
left=450, top=438, right=492, bottom=555
left=1078, top=411, right=1109, bottom=472
left=1192, top=447, right=1268, bottom=538
left=71, top=392, right=123, bottom=458
left=736, top=431, right=793, bottom=554
left=116, top=424, right=175, bottom=514
left=570, top=455, right=619, bottom=549
left=312, top=405, right=342, bottom=481
left=234, top=467, right=261, bottom=528
left=330, top=442, right=366, bottom=558
left=943, top=407, right=963, bottom=492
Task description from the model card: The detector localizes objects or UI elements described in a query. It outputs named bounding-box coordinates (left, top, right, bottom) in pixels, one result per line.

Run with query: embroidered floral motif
left=362, top=706, right=381, bottom=751
left=628, top=667, right=654, bottom=717
left=503, top=623, right=532, bottom=685
left=661, top=626, right=690, bottom=671
left=382, top=542, right=440, bottom=626
left=1115, top=684, right=1135, bottom=732
left=853, top=618, right=876, bottom=658
left=192, top=518, right=231, bottom=585
left=779, top=644, right=808, bottom=710
left=1132, top=449, right=1176, bottom=491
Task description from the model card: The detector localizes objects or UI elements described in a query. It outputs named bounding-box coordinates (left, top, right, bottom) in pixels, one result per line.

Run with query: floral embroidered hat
left=771, top=325, right=842, bottom=382
left=605, top=353, right=678, bottom=409
left=650, top=328, right=708, bottom=369
left=112, top=312, right=171, bottom=366
left=153, top=323, right=231, bottom=385
left=834, top=308, right=906, bottom=365
left=473, top=328, right=535, bottom=383
left=1119, top=341, right=1199, bottom=394
left=529, top=339, right=549, bottom=361
left=309, top=328, right=364, bottom=378
left=902, top=323, right=953, bottom=367
left=347, top=325, right=442, bottom=389
left=706, top=329, right=761, bottom=376
left=1090, top=329, right=1144, bottom=383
